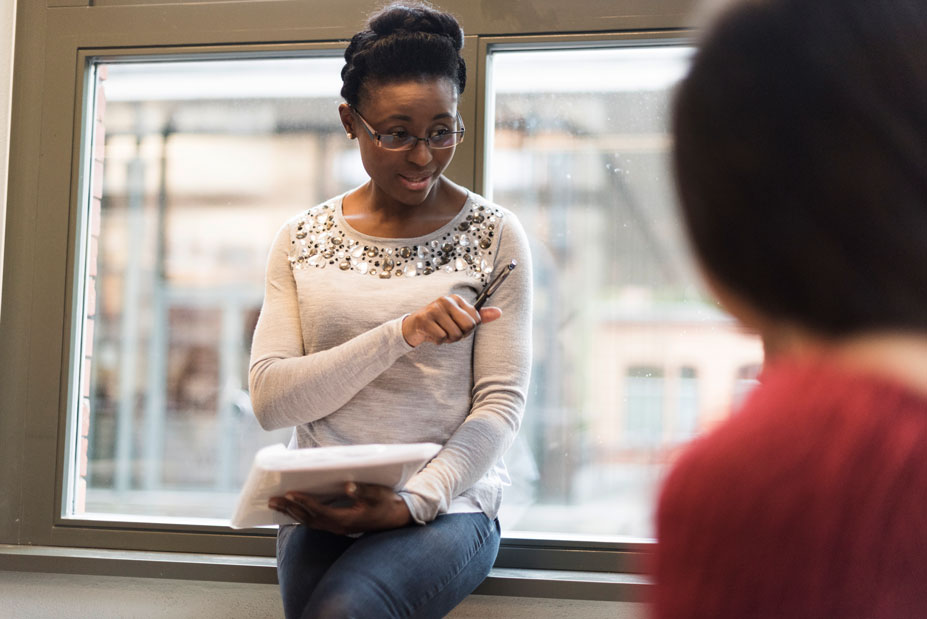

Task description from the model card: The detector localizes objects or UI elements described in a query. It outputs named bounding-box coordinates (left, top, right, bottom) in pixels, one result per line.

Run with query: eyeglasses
left=351, top=107, right=465, bottom=151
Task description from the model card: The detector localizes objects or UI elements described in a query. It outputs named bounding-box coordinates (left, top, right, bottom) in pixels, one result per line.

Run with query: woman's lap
left=277, top=513, right=500, bottom=619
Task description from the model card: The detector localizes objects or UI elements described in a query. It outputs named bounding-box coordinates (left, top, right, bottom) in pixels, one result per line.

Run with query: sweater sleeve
left=248, top=223, right=415, bottom=431
left=399, top=211, right=533, bottom=523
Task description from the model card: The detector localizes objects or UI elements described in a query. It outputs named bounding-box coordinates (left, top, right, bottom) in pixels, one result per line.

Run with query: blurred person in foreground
left=654, top=0, right=927, bottom=616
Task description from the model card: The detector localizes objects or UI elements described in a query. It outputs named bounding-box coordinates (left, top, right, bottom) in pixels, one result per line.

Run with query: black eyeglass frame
left=350, top=106, right=466, bottom=151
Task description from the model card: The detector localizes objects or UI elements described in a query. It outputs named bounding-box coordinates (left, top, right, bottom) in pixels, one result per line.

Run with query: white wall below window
left=0, top=570, right=644, bottom=619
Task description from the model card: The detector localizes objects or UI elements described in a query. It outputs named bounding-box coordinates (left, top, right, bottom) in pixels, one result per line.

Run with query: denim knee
left=302, top=590, right=377, bottom=619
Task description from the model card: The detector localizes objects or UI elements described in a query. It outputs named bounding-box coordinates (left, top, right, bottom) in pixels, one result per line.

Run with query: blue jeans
left=276, top=513, right=500, bottom=619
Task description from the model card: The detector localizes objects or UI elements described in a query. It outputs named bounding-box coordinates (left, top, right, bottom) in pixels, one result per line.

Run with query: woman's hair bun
left=340, top=2, right=466, bottom=106
left=369, top=2, right=464, bottom=51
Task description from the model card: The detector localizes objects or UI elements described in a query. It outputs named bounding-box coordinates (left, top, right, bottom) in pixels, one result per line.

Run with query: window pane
left=73, top=56, right=359, bottom=521
left=625, top=366, right=665, bottom=448
left=487, top=46, right=763, bottom=540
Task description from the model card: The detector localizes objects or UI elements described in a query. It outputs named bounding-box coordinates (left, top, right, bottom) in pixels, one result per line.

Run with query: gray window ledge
left=0, top=544, right=650, bottom=603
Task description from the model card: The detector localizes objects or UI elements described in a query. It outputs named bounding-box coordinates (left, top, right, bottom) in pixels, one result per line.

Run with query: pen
left=473, top=260, right=517, bottom=310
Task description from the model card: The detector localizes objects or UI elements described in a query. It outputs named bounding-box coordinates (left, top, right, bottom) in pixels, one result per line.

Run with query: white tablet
left=230, top=442, right=442, bottom=529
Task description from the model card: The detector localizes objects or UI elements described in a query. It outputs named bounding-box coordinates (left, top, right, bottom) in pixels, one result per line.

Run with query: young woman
left=247, top=3, right=532, bottom=617
left=654, top=0, right=927, bottom=616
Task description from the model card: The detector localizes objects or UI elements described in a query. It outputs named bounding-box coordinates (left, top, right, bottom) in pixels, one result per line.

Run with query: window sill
left=0, top=544, right=650, bottom=603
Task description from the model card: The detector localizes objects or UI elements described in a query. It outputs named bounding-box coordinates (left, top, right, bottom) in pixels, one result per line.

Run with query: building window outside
left=676, top=366, right=700, bottom=440
left=624, top=366, right=666, bottom=448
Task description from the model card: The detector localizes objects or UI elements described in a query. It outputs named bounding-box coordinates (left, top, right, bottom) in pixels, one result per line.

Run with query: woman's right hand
left=401, top=294, right=501, bottom=347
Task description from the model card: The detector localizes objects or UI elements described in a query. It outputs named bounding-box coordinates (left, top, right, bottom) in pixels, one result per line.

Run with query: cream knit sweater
left=249, top=191, right=532, bottom=524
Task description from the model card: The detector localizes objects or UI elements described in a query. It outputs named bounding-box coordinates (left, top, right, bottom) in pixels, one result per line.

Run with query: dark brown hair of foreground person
left=673, top=0, right=927, bottom=337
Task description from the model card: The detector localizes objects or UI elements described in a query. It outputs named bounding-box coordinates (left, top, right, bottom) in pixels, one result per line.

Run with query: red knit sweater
left=653, top=360, right=927, bottom=618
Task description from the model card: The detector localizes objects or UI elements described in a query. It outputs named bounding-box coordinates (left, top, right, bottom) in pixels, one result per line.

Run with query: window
left=3, top=0, right=758, bottom=579
left=486, top=46, right=763, bottom=540
left=676, top=366, right=700, bottom=440
left=73, top=56, right=362, bottom=522
left=624, top=366, right=666, bottom=448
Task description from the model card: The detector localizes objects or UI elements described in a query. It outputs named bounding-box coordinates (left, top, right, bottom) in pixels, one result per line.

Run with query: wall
left=0, top=0, right=15, bottom=304
left=0, top=571, right=645, bottom=619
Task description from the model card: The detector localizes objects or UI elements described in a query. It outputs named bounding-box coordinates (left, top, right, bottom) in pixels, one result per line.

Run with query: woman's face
left=340, top=77, right=460, bottom=207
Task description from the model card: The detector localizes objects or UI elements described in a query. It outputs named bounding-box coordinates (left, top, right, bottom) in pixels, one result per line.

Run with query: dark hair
left=673, top=0, right=927, bottom=336
left=341, top=2, right=466, bottom=107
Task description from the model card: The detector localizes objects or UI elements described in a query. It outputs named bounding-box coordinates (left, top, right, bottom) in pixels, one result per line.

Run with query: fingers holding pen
left=402, top=294, right=498, bottom=347
left=403, top=295, right=472, bottom=346
left=428, top=298, right=466, bottom=342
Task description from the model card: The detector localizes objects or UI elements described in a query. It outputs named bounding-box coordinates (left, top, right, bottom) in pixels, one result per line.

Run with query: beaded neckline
left=288, top=195, right=503, bottom=283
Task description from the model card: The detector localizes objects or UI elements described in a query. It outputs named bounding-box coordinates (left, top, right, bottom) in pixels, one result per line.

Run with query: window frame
left=0, top=0, right=694, bottom=579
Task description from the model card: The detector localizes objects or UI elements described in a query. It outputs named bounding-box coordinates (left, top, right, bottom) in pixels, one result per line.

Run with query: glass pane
left=625, top=366, right=665, bottom=447
left=488, top=46, right=764, bottom=540
left=72, top=56, right=360, bottom=522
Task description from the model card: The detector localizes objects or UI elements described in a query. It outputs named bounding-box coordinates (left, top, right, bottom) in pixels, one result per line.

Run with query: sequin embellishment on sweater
left=288, top=201, right=501, bottom=283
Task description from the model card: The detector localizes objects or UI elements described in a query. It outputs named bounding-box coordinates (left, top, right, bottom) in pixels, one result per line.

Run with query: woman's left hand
left=268, top=482, right=413, bottom=535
